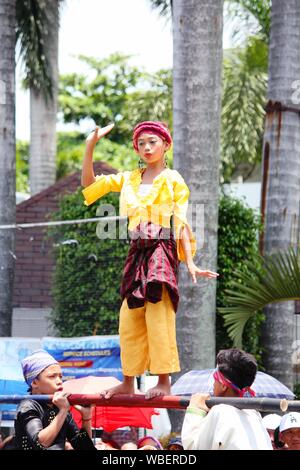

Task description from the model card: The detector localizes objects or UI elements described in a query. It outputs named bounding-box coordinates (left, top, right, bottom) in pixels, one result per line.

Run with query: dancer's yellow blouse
left=82, top=168, right=196, bottom=263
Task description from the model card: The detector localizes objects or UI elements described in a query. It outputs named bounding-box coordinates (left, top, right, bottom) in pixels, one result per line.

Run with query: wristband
left=82, top=418, right=92, bottom=422
left=186, top=406, right=207, bottom=417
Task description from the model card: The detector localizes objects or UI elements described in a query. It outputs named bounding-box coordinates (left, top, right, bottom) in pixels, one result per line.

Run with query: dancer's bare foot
left=145, top=374, right=171, bottom=399
left=100, top=376, right=135, bottom=399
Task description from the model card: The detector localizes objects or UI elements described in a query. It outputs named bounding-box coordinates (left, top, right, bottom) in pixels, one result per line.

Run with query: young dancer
left=82, top=121, right=218, bottom=399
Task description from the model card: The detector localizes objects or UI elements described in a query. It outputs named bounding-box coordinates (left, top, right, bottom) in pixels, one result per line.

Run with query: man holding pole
left=181, top=348, right=273, bottom=450
left=14, top=350, right=96, bottom=450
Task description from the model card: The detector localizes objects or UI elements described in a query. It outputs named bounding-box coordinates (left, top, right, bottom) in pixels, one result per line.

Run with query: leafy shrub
left=217, top=194, right=264, bottom=365
left=49, top=188, right=129, bottom=336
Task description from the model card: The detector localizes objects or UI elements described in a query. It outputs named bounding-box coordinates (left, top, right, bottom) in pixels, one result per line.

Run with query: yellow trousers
left=119, top=284, right=180, bottom=376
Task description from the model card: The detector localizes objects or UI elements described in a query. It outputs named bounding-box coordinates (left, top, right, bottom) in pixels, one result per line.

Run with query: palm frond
left=221, top=36, right=267, bottom=182
left=226, top=0, right=271, bottom=43
left=219, top=248, right=300, bottom=347
left=16, top=0, right=61, bottom=100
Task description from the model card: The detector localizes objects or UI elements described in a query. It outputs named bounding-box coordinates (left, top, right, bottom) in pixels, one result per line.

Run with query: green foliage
left=118, top=69, right=173, bottom=139
left=221, top=36, right=268, bottom=182
left=48, top=189, right=129, bottom=337
left=16, top=140, right=29, bottom=193
left=217, top=194, right=264, bottom=363
left=58, top=53, right=172, bottom=145
left=243, top=35, right=268, bottom=71
left=220, top=248, right=300, bottom=349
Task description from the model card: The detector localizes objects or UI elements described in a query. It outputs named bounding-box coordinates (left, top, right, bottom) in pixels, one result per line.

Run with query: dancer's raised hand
left=86, top=123, right=114, bottom=148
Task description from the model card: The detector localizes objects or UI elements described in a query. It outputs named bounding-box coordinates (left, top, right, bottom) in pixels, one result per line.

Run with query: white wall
left=223, top=182, right=261, bottom=211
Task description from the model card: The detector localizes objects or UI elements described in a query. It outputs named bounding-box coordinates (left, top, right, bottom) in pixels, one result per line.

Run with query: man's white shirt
left=182, top=404, right=273, bottom=450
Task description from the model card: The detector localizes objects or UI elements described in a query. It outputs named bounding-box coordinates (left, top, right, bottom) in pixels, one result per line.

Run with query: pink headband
left=213, top=369, right=256, bottom=398
left=132, top=121, right=172, bottom=152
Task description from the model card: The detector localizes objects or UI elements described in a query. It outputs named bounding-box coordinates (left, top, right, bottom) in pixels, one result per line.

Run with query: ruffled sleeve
left=82, top=172, right=125, bottom=206
left=173, top=172, right=197, bottom=263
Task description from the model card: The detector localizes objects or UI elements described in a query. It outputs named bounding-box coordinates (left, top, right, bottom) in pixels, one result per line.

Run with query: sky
left=16, top=0, right=233, bottom=140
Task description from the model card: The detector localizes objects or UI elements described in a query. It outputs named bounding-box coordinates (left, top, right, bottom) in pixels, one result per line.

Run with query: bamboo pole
left=0, top=394, right=298, bottom=412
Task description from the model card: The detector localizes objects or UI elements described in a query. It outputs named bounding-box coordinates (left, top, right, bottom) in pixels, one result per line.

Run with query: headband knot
left=213, top=369, right=256, bottom=398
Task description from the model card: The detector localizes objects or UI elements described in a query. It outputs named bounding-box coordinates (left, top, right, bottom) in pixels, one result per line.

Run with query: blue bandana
left=21, top=349, right=59, bottom=386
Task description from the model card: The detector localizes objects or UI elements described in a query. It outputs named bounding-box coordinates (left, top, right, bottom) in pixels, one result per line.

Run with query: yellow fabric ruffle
left=82, top=168, right=196, bottom=263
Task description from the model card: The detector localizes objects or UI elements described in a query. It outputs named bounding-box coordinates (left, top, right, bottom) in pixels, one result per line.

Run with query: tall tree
left=173, top=0, right=223, bottom=372
left=260, top=0, right=300, bottom=389
left=30, top=0, right=59, bottom=195
left=16, top=0, right=59, bottom=195
left=0, top=0, right=16, bottom=335
left=149, top=1, right=223, bottom=429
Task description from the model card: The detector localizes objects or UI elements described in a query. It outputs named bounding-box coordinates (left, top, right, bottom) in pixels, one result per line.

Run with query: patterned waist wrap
left=120, top=222, right=179, bottom=312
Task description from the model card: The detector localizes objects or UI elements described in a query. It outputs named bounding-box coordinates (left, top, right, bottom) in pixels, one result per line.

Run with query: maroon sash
left=121, top=222, right=179, bottom=312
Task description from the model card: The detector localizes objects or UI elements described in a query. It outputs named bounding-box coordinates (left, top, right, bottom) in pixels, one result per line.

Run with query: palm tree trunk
left=29, top=0, right=59, bottom=195
left=261, top=0, right=300, bottom=389
left=0, top=0, right=16, bottom=336
left=171, top=0, right=223, bottom=429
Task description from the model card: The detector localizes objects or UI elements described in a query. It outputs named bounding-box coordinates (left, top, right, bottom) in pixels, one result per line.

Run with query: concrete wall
left=12, top=308, right=56, bottom=337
